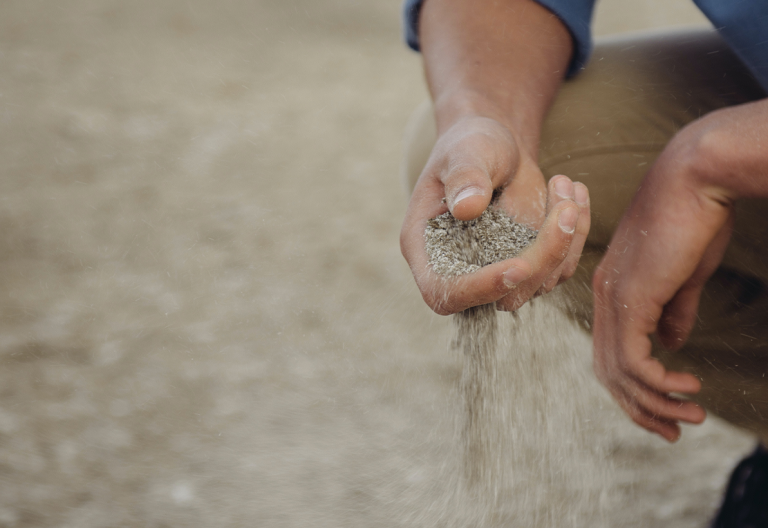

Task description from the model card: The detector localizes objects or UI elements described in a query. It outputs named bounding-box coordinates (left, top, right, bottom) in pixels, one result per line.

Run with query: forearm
left=419, top=0, right=573, bottom=157
left=680, top=99, right=768, bottom=201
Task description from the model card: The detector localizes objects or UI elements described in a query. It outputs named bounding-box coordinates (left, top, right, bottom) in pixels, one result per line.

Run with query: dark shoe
left=712, top=444, right=768, bottom=528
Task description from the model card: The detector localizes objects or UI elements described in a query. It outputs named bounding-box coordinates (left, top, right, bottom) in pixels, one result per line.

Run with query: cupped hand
left=592, top=126, right=737, bottom=442
left=400, top=116, right=590, bottom=315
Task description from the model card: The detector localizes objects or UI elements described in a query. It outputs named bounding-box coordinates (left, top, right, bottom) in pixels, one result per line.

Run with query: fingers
left=410, top=192, right=584, bottom=315
left=605, top=368, right=706, bottom=442
left=588, top=138, right=736, bottom=443
left=405, top=174, right=588, bottom=315
left=540, top=177, right=591, bottom=291
left=592, top=300, right=704, bottom=396
left=413, top=258, right=533, bottom=315
left=619, top=345, right=703, bottom=396
left=605, top=350, right=705, bottom=419
left=561, top=182, right=591, bottom=279
left=402, top=119, right=589, bottom=315
left=593, top=298, right=705, bottom=442
left=401, top=178, right=579, bottom=315
left=495, top=198, right=580, bottom=311
left=400, top=170, right=531, bottom=315
left=614, top=393, right=683, bottom=442
left=595, top=359, right=706, bottom=442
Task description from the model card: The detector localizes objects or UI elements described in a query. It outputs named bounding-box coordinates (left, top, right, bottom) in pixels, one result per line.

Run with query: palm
left=401, top=117, right=590, bottom=314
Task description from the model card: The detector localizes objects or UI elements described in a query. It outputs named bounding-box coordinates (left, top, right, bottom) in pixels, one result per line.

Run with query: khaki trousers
left=403, top=30, right=768, bottom=442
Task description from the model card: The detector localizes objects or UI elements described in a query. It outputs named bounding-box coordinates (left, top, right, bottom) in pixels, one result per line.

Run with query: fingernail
left=453, top=187, right=483, bottom=206
left=554, top=177, right=573, bottom=199
left=503, top=265, right=529, bottom=288
left=574, top=183, right=589, bottom=206
left=558, top=207, right=578, bottom=233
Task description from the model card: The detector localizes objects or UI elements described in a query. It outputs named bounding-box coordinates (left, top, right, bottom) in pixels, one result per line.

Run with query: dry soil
left=0, top=1, right=754, bottom=527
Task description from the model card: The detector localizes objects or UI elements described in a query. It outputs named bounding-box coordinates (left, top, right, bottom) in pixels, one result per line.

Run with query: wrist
left=638, top=124, right=735, bottom=248
left=668, top=124, right=736, bottom=207
left=433, top=90, right=541, bottom=158
left=675, top=101, right=768, bottom=201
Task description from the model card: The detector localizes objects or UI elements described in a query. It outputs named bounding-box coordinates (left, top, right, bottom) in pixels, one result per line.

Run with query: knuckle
left=559, top=262, right=577, bottom=282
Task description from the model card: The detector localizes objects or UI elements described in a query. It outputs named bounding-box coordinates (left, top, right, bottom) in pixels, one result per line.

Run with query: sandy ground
left=0, top=1, right=756, bottom=526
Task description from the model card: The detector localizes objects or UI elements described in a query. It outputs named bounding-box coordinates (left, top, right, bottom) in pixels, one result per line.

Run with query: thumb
left=436, top=118, right=521, bottom=221
left=657, top=212, right=734, bottom=349
left=443, top=164, right=495, bottom=221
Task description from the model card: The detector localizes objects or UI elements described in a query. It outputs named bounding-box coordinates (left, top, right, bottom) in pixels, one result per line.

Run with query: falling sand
left=425, top=208, right=537, bottom=490
left=420, top=207, right=614, bottom=527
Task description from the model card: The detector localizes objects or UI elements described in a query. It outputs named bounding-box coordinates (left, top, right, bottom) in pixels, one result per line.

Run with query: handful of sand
left=424, top=208, right=537, bottom=276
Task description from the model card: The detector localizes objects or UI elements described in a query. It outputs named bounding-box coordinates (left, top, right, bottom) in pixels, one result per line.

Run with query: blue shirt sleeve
left=402, top=0, right=597, bottom=78
left=694, top=0, right=768, bottom=94
left=403, top=0, right=424, bottom=52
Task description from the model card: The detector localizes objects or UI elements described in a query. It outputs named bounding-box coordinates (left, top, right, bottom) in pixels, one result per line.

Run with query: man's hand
left=401, top=116, right=590, bottom=315
left=593, top=100, right=768, bottom=442
left=400, top=0, right=587, bottom=315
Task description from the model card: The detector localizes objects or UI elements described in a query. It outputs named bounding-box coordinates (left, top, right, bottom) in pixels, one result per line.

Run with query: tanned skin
left=401, top=0, right=768, bottom=441
left=593, top=100, right=768, bottom=441
left=400, top=0, right=591, bottom=318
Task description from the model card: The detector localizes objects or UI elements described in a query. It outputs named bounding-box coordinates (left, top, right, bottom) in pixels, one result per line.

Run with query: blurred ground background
left=0, top=0, right=755, bottom=527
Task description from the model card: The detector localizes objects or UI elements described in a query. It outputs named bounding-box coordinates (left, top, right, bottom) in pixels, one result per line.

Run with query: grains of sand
left=424, top=208, right=537, bottom=277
